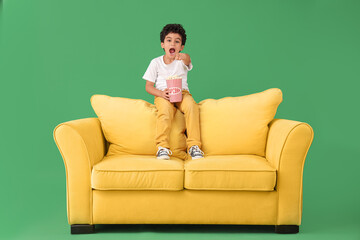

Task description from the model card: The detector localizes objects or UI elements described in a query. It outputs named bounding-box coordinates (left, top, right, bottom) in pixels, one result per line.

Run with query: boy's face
left=161, top=32, right=184, bottom=59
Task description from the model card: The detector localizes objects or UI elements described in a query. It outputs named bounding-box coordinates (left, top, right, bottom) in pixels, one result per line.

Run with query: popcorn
left=166, top=75, right=182, bottom=80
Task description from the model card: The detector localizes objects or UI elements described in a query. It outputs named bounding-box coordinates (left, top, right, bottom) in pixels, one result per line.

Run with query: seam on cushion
left=94, top=169, right=184, bottom=172
left=184, top=187, right=274, bottom=191
left=92, top=187, right=183, bottom=191
left=185, top=170, right=276, bottom=172
left=275, top=122, right=313, bottom=225
left=105, top=153, right=186, bottom=160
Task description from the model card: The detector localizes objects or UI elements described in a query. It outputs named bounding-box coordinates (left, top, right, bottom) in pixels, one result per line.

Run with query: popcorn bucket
left=166, top=75, right=183, bottom=103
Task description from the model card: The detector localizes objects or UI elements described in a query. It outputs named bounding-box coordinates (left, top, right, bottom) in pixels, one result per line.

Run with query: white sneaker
left=189, top=145, right=204, bottom=159
left=156, top=146, right=172, bottom=160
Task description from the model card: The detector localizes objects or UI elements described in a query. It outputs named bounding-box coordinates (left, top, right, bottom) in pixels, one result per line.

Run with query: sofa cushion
left=91, top=95, right=187, bottom=160
left=184, top=155, right=276, bottom=191
left=198, top=88, right=282, bottom=156
left=92, top=155, right=184, bottom=190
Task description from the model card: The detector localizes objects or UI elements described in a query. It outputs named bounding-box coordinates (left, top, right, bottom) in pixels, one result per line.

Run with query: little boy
left=142, top=23, right=204, bottom=160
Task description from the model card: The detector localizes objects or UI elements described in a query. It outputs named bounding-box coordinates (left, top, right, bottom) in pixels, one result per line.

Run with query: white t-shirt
left=142, top=55, right=193, bottom=92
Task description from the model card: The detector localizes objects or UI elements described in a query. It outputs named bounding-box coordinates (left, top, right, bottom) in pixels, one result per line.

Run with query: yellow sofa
left=53, top=88, right=314, bottom=234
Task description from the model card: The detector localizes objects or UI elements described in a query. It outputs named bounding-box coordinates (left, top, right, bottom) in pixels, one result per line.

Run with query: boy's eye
left=167, top=40, right=180, bottom=43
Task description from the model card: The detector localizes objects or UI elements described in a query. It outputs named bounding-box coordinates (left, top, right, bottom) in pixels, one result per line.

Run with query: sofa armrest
left=266, top=118, right=314, bottom=225
left=53, top=118, right=106, bottom=225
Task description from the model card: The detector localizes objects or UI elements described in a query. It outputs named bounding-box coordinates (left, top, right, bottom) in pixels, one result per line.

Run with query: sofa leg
left=71, top=224, right=95, bottom=234
left=275, top=225, right=299, bottom=234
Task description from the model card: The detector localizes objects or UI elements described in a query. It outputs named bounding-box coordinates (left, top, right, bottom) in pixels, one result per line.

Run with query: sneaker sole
left=157, top=156, right=170, bottom=160
left=192, top=156, right=204, bottom=160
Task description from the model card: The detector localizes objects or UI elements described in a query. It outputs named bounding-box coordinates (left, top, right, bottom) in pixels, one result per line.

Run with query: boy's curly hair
left=160, top=24, right=187, bottom=46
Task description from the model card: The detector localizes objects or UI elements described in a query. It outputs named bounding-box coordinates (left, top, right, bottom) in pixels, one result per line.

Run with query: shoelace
left=190, top=145, right=204, bottom=155
left=157, top=147, right=172, bottom=156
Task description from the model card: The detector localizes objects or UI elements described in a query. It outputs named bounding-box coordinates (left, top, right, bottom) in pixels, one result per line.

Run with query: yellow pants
left=154, top=90, right=201, bottom=151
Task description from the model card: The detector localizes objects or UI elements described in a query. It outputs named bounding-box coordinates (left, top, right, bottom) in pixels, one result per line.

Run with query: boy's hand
left=161, top=88, right=171, bottom=101
left=175, top=53, right=191, bottom=66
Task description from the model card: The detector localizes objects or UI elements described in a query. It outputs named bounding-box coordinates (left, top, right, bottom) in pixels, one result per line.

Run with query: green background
left=1, top=0, right=359, bottom=239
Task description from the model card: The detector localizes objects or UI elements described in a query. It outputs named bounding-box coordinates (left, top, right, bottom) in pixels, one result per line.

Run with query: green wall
left=1, top=0, right=359, bottom=239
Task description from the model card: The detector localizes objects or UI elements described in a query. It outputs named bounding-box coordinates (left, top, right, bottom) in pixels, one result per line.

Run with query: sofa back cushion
left=91, top=95, right=187, bottom=160
left=199, top=88, right=282, bottom=156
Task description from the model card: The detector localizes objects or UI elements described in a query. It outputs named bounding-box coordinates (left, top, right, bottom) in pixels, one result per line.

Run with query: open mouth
left=169, top=48, right=175, bottom=55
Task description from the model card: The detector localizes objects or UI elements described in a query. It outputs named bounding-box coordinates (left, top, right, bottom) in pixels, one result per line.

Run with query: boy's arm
left=183, top=53, right=191, bottom=67
left=145, top=80, right=163, bottom=97
left=145, top=81, right=170, bottom=101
